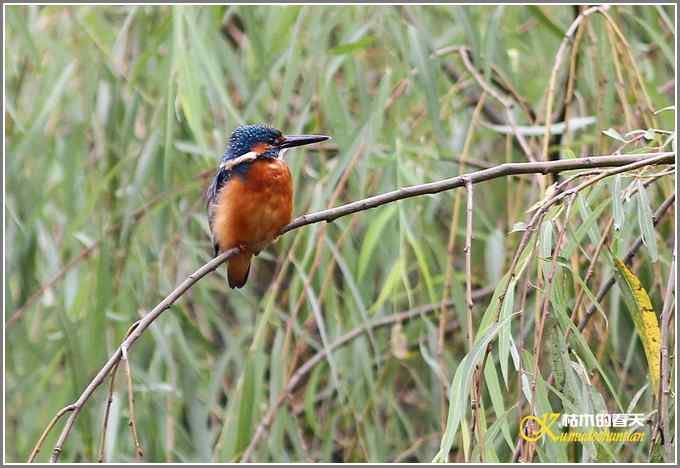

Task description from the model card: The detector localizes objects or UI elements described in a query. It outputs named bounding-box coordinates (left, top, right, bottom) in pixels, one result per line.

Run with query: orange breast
left=213, top=158, right=293, bottom=255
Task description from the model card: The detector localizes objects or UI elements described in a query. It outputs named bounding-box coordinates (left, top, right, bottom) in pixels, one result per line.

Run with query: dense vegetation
left=5, top=5, right=675, bottom=463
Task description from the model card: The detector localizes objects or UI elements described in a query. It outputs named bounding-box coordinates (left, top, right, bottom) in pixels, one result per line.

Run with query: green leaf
left=539, top=220, right=553, bottom=281
left=358, top=204, right=397, bottom=281
left=484, top=228, right=505, bottom=286
left=329, top=35, right=375, bottom=55
left=369, top=256, right=404, bottom=315
left=612, top=176, right=624, bottom=232
left=636, top=180, right=658, bottom=262
left=602, top=127, right=627, bottom=142
left=482, top=6, right=504, bottom=81
left=477, top=234, right=535, bottom=336
left=400, top=208, right=437, bottom=304
left=455, top=6, right=481, bottom=61
left=527, top=6, right=566, bottom=39
left=407, top=25, right=445, bottom=150
left=173, top=9, right=207, bottom=150
left=577, top=195, right=602, bottom=247
left=433, top=312, right=518, bottom=462
left=483, top=359, right=514, bottom=451
left=498, top=278, right=515, bottom=387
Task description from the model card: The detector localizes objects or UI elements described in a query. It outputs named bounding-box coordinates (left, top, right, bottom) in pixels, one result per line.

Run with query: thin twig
left=27, top=405, right=77, bottom=462
left=550, top=6, right=584, bottom=175
left=515, top=266, right=533, bottom=457
left=122, top=345, right=144, bottom=460
left=464, top=180, right=475, bottom=349
left=464, top=180, right=484, bottom=461
left=598, top=9, right=658, bottom=126
left=97, top=320, right=140, bottom=462
left=535, top=196, right=575, bottom=360
left=97, top=361, right=120, bottom=463
left=606, top=21, right=635, bottom=129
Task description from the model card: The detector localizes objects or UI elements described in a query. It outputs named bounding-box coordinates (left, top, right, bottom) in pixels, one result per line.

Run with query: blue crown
left=223, top=124, right=283, bottom=159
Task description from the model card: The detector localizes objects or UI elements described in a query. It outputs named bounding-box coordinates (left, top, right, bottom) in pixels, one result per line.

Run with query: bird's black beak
left=279, top=134, right=331, bottom=149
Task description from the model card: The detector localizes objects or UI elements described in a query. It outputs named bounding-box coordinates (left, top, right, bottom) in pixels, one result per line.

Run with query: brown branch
left=570, top=217, right=614, bottom=324
left=551, top=6, right=585, bottom=181
left=598, top=9, right=657, bottom=126
left=435, top=51, right=508, bottom=127
left=31, top=151, right=674, bottom=462
left=284, top=153, right=674, bottom=234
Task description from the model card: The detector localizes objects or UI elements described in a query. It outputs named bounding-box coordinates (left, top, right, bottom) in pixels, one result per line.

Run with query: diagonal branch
left=31, top=151, right=674, bottom=462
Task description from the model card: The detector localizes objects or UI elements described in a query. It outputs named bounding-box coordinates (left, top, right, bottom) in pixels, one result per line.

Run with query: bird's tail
left=228, top=251, right=252, bottom=289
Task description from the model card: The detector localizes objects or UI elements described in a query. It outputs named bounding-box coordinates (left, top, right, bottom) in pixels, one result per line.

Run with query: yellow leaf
left=613, top=258, right=661, bottom=397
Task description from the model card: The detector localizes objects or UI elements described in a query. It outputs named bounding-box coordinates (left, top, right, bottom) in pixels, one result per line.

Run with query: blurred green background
left=5, top=5, right=675, bottom=463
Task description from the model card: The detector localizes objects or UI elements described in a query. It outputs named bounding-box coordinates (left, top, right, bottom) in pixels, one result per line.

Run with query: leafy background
left=5, top=5, right=675, bottom=463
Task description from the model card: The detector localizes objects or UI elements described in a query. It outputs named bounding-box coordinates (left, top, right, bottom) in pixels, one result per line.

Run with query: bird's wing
left=206, top=167, right=232, bottom=257
left=206, top=153, right=258, bottom=257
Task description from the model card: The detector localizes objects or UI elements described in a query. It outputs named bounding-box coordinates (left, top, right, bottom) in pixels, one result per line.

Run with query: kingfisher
left=206, top=124, right=330, bottom=288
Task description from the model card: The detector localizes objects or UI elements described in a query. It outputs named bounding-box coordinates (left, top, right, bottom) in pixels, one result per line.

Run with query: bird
left=206, top=124, right=330, bottom=288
